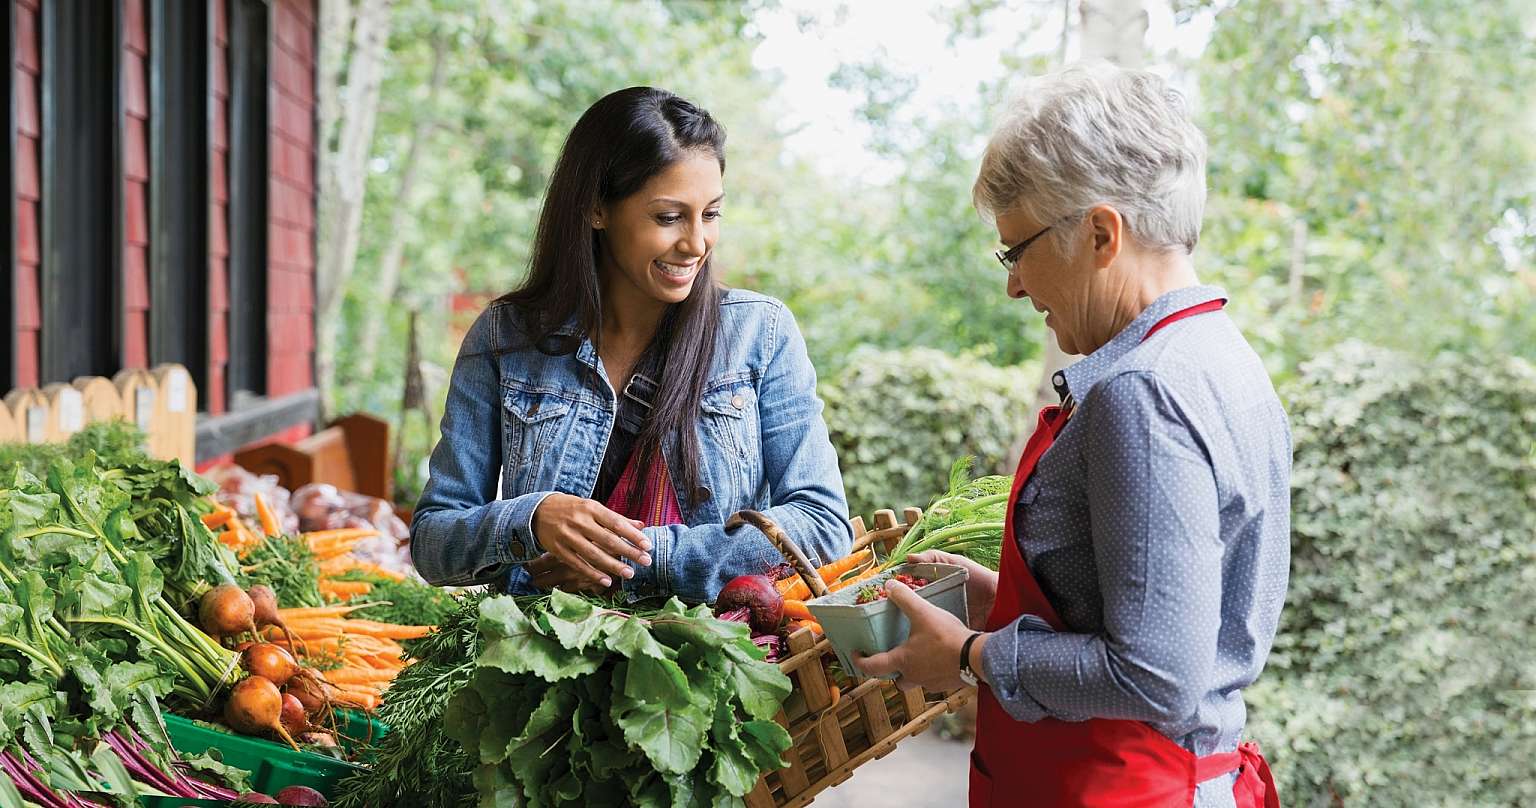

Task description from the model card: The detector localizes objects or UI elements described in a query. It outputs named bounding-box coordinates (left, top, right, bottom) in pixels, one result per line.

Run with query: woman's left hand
left=854, top=580, right=980, bottom=692
left=528, top=553, right=618, bottom=594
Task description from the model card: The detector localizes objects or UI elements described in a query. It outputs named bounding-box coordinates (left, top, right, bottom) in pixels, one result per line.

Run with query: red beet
left=235, top=794, right=279, bottom=805
left=715, top=574, right=784, bottom=634
left=275, top=785, right=328, bottom=806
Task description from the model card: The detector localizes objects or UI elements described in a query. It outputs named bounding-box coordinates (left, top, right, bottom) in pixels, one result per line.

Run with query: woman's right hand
left=906, top=549, right=998, bottom=630
left=530, top=494, right=652, bottom=588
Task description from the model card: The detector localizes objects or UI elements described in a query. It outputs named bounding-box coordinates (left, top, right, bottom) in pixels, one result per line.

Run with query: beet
left=715, top=574, right=784, bottom=634
left=275, top=785, right=328, bottom=806
left=235, top=794, right=279, bottom=805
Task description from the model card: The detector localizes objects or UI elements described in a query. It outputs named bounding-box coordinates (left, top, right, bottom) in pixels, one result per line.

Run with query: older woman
left=855, top=64, right=1289, bottom=808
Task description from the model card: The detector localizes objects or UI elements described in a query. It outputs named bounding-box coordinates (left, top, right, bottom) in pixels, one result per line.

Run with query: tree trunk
left=352, top=36, right=449, bottom=383
left=315, top=0, right=394, bottom=418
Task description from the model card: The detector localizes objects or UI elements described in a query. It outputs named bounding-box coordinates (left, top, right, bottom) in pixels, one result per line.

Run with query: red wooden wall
left=8, top=0, right=318, bottom=434
left=13, top=0, right=40, bottom=388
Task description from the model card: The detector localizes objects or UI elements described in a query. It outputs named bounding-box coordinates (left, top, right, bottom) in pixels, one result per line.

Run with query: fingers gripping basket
left=725, top=508, right=977, bottom=807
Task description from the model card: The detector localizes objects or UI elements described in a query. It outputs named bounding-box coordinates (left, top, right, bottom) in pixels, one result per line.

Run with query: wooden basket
left=728, top=508, right=976, bottom=807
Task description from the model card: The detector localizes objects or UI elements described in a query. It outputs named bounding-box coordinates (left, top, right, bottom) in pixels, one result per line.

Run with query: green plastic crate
left=806, top=562, right=969, bottom=679
left=138, top=709, right=385, bottom=806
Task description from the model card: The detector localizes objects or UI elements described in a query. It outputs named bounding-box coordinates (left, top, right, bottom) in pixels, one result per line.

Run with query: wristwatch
left=959, top=631, right=984, bottom=687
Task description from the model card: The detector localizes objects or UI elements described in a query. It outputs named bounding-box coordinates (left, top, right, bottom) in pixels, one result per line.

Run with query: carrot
left=775, top=576, right=811, bottom=601
left=817, top=549, right=872, bottom=585
left=323, top=667, right=398, bottom=685
left=337, top=620, right=432, bottom=640
left=318, top=556, right=362, bottom=576
left=277, top=604, right=381, bottom=620
left=789, top=619, right=823, bottom=636
left=828, top=567, right=881, bottom=593
left=782, top=600, right=814, bottom=622
left=253, top=493, right=280, bottom=537
left=350, top=562, right=408, bottom=582
left=828, top=685, right=841, bottom=708
left=328, top=691, right=380, bottom=711
left=201, top=509, right=234, bottom=529
left=318, top=580, right=372, bottom=600
left=303, top=528, right=381, bottom=545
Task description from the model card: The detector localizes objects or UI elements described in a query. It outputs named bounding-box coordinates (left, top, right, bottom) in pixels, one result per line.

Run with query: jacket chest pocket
left=503, top=386, right=572, bottom=485
left=698, top=385, right=758, bottom=506
left=700, top=386, right=756, bottom=460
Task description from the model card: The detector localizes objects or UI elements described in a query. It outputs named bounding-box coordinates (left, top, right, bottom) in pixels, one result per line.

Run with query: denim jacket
left=410, top=288, right=854, bottom=603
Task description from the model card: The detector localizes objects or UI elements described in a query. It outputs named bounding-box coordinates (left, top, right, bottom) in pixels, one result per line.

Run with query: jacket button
left=731, top=394, right=745, bottom=409
left=509, top=540, right=526, bottom=557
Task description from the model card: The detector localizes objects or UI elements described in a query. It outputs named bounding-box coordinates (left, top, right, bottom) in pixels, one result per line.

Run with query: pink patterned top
left=603, top=451, right=684, bottom=528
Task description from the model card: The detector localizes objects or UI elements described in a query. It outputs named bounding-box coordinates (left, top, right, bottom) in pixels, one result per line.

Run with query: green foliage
left=0, top=420, right=150, bottom=481
left=821, top=348, right=1035, bottom=519
left=1245, top=342, right=1536, bottom=805
left=236, top=536, right=324, bottom=609
left=340, top=572, right=462, bottom=627
left=1194, top=0, right=1536, bottom=377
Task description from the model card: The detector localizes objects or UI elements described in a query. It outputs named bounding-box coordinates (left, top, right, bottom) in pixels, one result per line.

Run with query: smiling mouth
left=653, top=259, right=698, bottom=278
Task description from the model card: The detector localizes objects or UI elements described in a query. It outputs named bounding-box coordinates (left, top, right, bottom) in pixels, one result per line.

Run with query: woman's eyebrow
left=649, top=194, right=726, bottom=206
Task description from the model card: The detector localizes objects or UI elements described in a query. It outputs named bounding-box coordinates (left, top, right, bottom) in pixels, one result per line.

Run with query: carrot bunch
left=202, top=502, right=264, bottom=555
left=774, top=547, right=883, bottom=637
left=263, top=603, right=434, bottom=711
left=302, top=528, right=399, bottom=601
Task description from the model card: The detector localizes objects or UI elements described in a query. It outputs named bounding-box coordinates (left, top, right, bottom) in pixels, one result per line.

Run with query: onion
left=201, top=584, right=257, bottom=639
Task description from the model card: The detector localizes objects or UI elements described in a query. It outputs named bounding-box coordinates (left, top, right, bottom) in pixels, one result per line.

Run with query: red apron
left=970, top=300, right=1280, bottom=808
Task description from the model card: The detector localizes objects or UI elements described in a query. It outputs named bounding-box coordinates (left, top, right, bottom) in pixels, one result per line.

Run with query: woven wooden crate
left=740, top=508, right=977, bottom=807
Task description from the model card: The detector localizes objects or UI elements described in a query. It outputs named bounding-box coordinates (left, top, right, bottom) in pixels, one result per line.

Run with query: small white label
left=135, top=388, right=156, bottom=431
left=58, top=389, right=84, bottom=432
left=167, top=371, right=188, bottom=413
left=26, top=406, right=45, bottom=443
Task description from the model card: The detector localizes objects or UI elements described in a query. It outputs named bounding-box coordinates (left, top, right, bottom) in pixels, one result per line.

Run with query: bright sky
left=749, top=0, right=1215, bottom=182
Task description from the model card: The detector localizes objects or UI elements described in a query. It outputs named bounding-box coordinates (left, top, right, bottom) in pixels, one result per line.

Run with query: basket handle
left=725, top=509, right=831, bottom=599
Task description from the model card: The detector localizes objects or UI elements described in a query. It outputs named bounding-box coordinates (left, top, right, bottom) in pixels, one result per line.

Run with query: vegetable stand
left=738, top=508, right=977, bottom=807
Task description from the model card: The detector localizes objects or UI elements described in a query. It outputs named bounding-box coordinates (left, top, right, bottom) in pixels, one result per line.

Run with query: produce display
left=1, top=424, right=985, bottom=805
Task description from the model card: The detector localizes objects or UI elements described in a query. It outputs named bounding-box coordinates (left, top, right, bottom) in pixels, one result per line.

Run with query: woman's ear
left=590, top=207, right=607, bottom=230
left=1086, top=205, right=1123, bottom=270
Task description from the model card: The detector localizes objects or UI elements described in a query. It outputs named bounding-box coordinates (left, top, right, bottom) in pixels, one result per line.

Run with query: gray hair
left=972, top=62, right=1208, bottom=255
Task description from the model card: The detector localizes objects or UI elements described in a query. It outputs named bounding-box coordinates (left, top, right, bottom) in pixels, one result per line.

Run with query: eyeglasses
left=993, top=225, right=1053, bottom=271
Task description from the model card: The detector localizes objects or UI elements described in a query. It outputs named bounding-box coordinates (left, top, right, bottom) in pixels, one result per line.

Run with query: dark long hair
left=499, top=87, right=726, bottom=507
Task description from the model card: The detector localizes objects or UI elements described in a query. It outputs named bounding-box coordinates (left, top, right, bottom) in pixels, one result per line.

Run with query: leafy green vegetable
left=337, top=591, right=795, bottom=808
left=446, top=593, right=793, bottom=808
left=881, top=456, right=1010, bottom=571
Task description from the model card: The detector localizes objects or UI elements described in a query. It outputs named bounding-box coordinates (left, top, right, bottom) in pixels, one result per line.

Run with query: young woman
left=410, top=87, right=853, bottom=602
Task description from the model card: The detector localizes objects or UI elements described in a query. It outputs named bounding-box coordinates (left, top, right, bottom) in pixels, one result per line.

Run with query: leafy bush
left=821, top=347, right=1035, bottom=519
left=1247, top=341, right=1536, bottom=805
